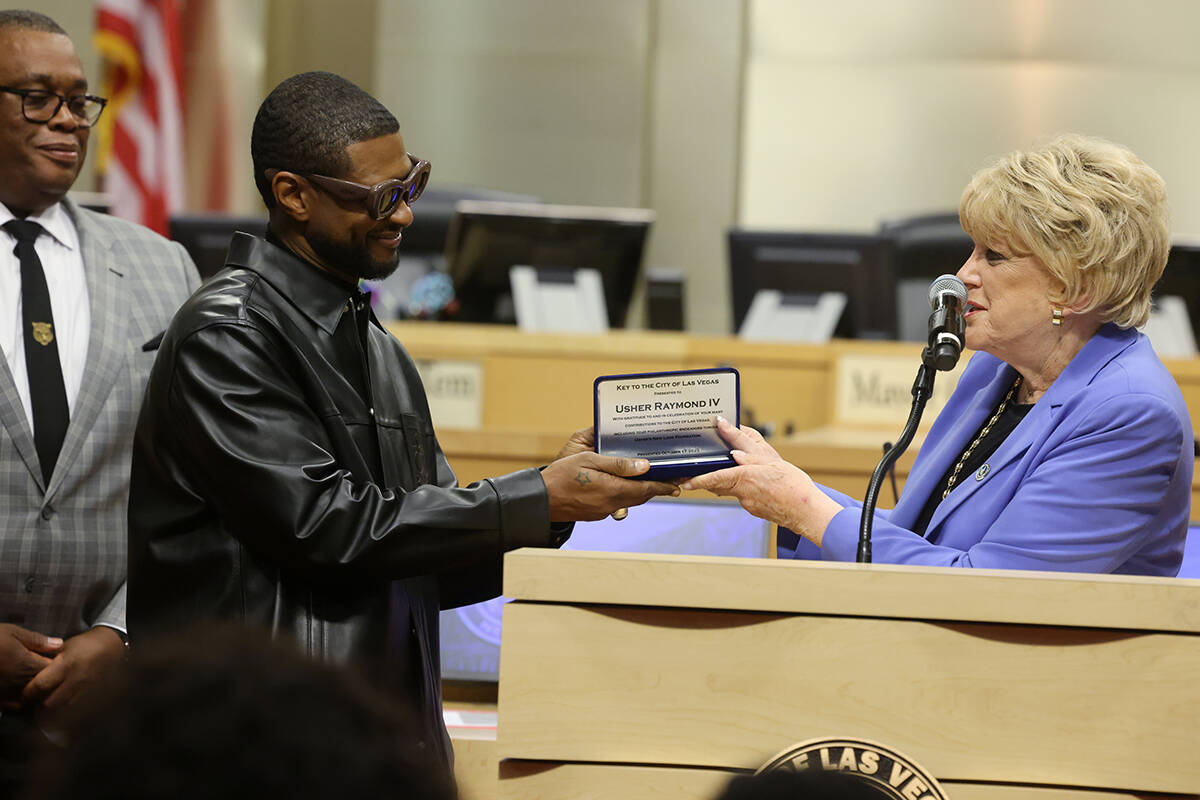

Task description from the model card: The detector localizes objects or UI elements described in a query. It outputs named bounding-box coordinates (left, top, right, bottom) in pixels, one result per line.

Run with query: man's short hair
left=251, top=71, right=400, bottom=209
left=0, top=9, right=68, bottom=35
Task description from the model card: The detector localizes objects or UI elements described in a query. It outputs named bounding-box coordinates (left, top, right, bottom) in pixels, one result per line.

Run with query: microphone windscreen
left=928, top=274, right=967, bottom=307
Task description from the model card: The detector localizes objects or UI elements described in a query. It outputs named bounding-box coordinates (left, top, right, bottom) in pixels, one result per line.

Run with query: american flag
left=93, top=0, right=185, bottom=236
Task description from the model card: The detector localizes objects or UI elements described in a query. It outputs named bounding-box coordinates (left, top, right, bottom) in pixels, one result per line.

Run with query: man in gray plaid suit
left=0, top=10, right=198, bottom=783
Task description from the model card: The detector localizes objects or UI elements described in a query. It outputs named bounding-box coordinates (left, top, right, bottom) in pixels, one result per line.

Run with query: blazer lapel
left=923, top=324, right=1138, bottom=536
left=0, top=354, right=42, bottom=489
left=888, top=364, right=1015, bottom=528
left=47, top=201, right=129, bottom=499
left=925, top=389, right=1036, bottom=533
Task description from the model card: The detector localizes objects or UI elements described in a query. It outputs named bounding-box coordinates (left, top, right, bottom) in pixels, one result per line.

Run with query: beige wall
left=644, top=0, right=746, bottom=333
left=372, top=0, right=746, bottom=333
left=373, top=0, right=654, bottom=207
left=740, top=0, right=1200, bottom=237
left=264, top=0, right=376, bottom=100
left=19, top=0, right=1200, bottom=331
left=20, top=0, right=100, bottom=193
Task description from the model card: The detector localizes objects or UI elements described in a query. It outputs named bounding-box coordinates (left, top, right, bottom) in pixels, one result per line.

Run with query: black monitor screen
left=1157, top=242, right=1200, bottom=338
left=445, top=200, right=654, bottom=327
left=170, top=214, right=268, bottom=280
left=401, top=186, right=540, bottom=257
left=727, top=230, right=897, bottom=340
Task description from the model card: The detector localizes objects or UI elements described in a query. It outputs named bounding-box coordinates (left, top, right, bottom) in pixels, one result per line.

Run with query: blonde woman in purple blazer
left=686, top=135, right=1194, bottom=575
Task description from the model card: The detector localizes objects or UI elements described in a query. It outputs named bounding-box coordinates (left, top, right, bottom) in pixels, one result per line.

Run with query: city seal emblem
left=757, top=737, right=948, bottom=799
left=32, top=321, right=53, bottom=346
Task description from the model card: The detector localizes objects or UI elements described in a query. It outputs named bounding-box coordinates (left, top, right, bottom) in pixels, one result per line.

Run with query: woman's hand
left=679, top=417, right=843, bottom=547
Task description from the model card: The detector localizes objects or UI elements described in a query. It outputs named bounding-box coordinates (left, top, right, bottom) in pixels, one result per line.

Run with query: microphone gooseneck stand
left=856, top=343, right=948, bottom=564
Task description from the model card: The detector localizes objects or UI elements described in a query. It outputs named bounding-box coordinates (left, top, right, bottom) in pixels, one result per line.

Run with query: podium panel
left=495, top=551, right=1200, bottom=798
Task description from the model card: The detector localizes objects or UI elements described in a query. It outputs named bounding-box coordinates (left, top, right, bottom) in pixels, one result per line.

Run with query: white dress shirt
left=0, top=201, right=90, bottom=433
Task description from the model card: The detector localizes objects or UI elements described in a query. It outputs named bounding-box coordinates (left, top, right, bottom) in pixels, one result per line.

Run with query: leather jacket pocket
left=387, top=413, right=437, bottom=488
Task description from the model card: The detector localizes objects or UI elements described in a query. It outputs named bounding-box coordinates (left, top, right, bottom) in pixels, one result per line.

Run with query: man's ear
left=272, top=171, right=312, bottom=222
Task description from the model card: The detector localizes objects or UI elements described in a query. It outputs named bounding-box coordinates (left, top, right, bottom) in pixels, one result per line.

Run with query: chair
left=879, top=212, right=972, bottom=342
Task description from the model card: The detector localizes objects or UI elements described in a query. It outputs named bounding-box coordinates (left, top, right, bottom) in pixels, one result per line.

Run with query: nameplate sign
left=414, top=359, right=483, bottom=430
left=834, top=352, right=967, bottom=428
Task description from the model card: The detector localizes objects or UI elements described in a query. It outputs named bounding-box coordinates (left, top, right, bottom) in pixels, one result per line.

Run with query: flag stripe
left=94, top=0, right=184, bottom=236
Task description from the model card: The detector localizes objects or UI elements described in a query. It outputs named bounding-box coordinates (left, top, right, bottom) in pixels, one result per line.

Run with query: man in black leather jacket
left=127, top=72, right=676, bottom=768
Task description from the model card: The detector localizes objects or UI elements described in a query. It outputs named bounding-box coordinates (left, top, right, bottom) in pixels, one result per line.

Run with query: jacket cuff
left=487, top=467, right=568, bottom=550
left=93, top=582, right=127, bottom=630
left=820, top=507, right=860, bottom=562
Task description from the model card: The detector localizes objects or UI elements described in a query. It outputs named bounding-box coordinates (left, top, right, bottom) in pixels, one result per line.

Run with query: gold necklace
left=942, top=376, right=1021, bottom=499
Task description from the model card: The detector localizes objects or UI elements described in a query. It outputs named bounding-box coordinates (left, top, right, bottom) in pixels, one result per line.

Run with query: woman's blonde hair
left=959, top=134, right=1170, bottom=329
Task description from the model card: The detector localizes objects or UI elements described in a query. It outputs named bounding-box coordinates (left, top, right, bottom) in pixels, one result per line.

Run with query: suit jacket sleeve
left=93, top=583, right=127, bottom=632
left=819, top=393, right=1187, bottom=571
left=174, top=240, right=202, bottom=293
left=777, top=484, right=889, bottom=560
left=94, top=238, right=198, bottom=634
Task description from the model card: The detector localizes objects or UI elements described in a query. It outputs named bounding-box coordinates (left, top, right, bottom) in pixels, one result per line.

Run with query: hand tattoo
left=574, top=470, right=592, bottom=487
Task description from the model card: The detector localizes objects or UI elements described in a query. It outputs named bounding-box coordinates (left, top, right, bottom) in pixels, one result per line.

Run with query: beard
left=307, top=228, right=402, bottom=282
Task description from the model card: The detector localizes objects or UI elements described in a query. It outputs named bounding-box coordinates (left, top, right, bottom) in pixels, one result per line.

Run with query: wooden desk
left=392, top=323, right=1200, bottom=516
left=388, top=322, right=873, bottom=436
left=388, top=321, right=1200, bottom=435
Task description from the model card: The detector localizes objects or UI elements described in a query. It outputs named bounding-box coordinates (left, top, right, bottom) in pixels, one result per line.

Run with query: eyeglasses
left=275, top=155, right=431, bottom=220
left=0, top=86, right=107, bottom=126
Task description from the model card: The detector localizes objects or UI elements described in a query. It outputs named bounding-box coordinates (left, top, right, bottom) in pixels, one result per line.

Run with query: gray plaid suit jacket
left=0, top=198, right=198, bottom=638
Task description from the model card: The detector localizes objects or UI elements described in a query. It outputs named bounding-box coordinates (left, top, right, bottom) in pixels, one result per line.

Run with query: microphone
left=859, top=275, right=965, bottom=562
left=926, top=275, right=966, bottom=371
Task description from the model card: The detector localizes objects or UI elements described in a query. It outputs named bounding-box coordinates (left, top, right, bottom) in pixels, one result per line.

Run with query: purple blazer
left=809, top=324, right=1194, bottom=575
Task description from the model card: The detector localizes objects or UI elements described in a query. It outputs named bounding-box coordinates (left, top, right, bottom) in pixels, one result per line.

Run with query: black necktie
left=4, top=220, right=69, bottom=486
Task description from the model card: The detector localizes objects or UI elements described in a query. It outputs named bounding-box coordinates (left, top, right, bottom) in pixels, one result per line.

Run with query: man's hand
left=554, top=427, right=595, bottom=461
left=21, top=626, right=125, bottom=716
left=542, top=451, right=678, bottom=522
left=0, top=624, right=61, bottom=707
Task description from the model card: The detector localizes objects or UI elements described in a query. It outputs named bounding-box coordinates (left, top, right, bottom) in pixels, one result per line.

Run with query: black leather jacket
left=128, top=233, right=565, bottom=762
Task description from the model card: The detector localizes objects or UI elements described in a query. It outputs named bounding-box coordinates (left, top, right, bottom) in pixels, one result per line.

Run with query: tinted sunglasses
left=267, top=154, right=432, bottom=220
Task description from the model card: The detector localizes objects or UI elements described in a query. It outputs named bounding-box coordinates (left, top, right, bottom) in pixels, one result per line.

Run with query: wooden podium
left=491, top=550, right=1200, bottom=799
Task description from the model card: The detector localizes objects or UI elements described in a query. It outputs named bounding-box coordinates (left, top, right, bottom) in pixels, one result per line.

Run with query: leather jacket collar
left=224, top=231, right=359, bottom=336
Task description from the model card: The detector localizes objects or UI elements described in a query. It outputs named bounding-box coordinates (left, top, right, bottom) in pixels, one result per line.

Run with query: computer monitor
left=400, top=185, right=541, bottom=257
left=1156, top=242, right=1200, bottom=344
left=444, top=200, right=655, bottom=327
left=726, top=230, right=897, bottom=340
left=438, top=496, right=773, bottom=683
left=169, top=214, right=268, bottom=280
left=366, top=187, right=544, bottom=320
